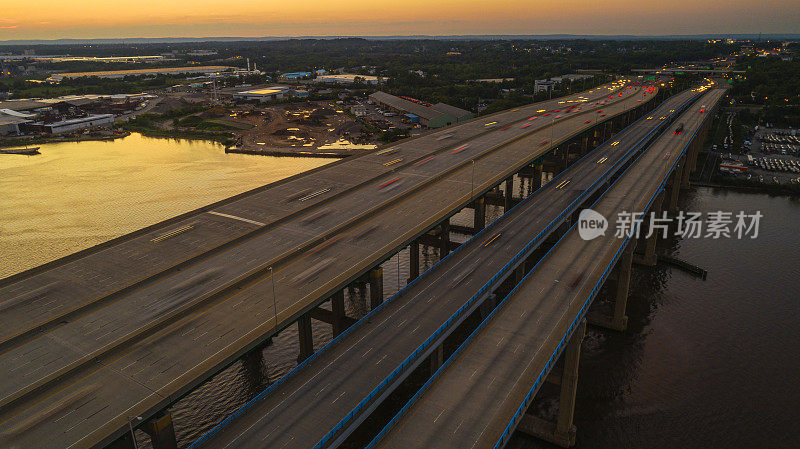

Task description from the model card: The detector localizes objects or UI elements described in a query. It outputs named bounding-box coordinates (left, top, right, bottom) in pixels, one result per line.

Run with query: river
left=0, top=133, right=329, bottom=278
left=510, top=187, right=800, bottom=449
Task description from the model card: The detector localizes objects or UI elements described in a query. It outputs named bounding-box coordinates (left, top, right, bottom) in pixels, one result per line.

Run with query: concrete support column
left=408, top=241, right=420, bottom=283
left=297, top=314, right=314, bottom=362
left=440, top=219, right=450, bottom=259
left=681, top=149, right=693, bottom=189
left=331, top=291, right=346, bottom=337
left=514, top=261, right=527, bottom=285
left=369, top=267, right=384, bottom=309
left=532, top=164, right=543, bottom=190
left=635, top=191, right=663, bottom=267
left=504, top=177, right=514, bottom=212
left=668, top=156, right=684, bottom=213
left=473, top=197, right=486, bottom=232
left=592, top=243, right=634, bottom=331
left=641, top=224, right=659, bottom=267
left=555, top=319, right=585, bottom=440
left=142, top=413, right=177, bottom=449
left=610, top=247, right=633, bottom=330
left=429, top=344, right=444, bottom=373
left=479, top=294, right=498, bottom=320
left=518, top=320, right=585, bottom=447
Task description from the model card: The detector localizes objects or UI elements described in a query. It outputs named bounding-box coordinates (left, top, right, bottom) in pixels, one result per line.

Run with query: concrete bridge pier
left=484, top=188, right=505, bottom=208
left=369, top=267, right=384, bottom=309
left=591, top=242, right=634, bottom=331
left=439, top=219, right=451, bottom=259
left=513, top=260, right=530, bottom=285
left=504, top=177, right=515, bottom=211
left=310, top=291, right=355, bottom=337
left=473, top=197, right=486, bottom=232
left=667, top=155, right=685, bottom=213
left=681, top=147, right=694, bottom=189
left=429, top=344, right=444, bottom=373
left=479, top=293, right=498, bottom=319
left=634, top=190, right=664, bottom=267
left=408, top=241, right=420, bottom=283
left=518, top=320, right=586, bottom=447
left=297, top=314, right=314, bottom=362
left=417, top=222, right=457, bottom=259
left=532, top=164, right=544, bottom=190
left=519, top=163, right=544, bottom=189
left=685, top=125, right=708, bottom=181
left=592, top=128, right=601, bottom=147
left=141, top=412, right=178, bottom=449
left=581, top=134, right=589, bottom=155
left=331, top=291, right=347, bottom=336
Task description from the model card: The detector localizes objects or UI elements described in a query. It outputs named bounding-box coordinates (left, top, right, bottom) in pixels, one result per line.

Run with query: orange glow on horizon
left=1, top=0, right=798, bottom=40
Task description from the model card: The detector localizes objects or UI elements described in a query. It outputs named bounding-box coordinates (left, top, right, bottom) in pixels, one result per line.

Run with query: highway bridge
left=367, top=87, right=727, bottom=449
left=191, top=87, right=710, bottom=449
left=632, top=68, right=744, bottom=75
left=0, top=80, right=661, bottom=449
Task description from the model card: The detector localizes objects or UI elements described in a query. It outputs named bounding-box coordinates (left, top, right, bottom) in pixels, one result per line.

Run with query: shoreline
left=224, top=146, right=352, bottom=159
left=691, top=179, right=800, bottom=197
left=0, top=131, right=131, bottom=149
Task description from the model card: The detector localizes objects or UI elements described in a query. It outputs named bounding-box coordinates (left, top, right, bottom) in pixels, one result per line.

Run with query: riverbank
left=120, top=122, right=237, bottom=146
left=224, top=146, right=349, bottom=158
left=691, top=176, right=800, bottom=196
left=0, top=130, right=131, bottom=149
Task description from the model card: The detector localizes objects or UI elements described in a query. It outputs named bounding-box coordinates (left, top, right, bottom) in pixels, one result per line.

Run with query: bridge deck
left=192, top=89, right=701, bottom=449
left=370, top=88, right=726, bottom=449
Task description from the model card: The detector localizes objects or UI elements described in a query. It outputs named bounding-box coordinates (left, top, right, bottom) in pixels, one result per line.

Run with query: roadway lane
left=191, top=88, right=701, bottom=449
left=0, top=82, right=651, bottom=449
left=370, top=87, right=726, bottom=449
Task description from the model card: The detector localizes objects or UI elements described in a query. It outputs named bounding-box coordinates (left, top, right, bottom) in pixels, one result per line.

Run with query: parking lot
left=717, top=127, right=800, bottom=184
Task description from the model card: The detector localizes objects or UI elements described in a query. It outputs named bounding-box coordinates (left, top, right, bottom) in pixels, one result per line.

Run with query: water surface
left=0, top=133, right=329, bottom=278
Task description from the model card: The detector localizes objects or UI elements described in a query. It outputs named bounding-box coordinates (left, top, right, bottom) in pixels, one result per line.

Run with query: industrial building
left=281, top=72, right=313, bottom=80
left=26, top=114, right=115, bottom=134
left=316, top=74, right=383, bottom=85
left=0, top=99, right=49, bottom=112
left=47, top=66, right=234, bottom=82
left=0, top=114, right=31, bottom=136
left=232, top=86, right=292, bottom=102
left=535, top=79, right=555, bottom=93
left=535, top=74, right=594, bottom=94
left=550, top=74, right=593, bottom=83
left=369, top=91, right=473, bottom=128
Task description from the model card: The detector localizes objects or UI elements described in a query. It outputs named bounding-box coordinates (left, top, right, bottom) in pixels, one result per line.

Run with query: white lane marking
left=332, top=391, right=346, bottom=404
left=208, top=211, right=266, bottom=226
left=298, top=188, right=331, bottom=202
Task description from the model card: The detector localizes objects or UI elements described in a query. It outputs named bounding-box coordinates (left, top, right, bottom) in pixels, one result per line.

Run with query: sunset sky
left=2, top=0, right=799, bottom=40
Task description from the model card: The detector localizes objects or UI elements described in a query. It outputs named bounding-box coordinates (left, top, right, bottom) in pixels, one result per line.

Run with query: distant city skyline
left=2, top=0, right=799, bottom=41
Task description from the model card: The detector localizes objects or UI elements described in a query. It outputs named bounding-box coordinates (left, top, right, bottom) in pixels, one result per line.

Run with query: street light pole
left=470, top=159, right=476, bottom=202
